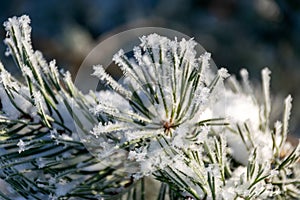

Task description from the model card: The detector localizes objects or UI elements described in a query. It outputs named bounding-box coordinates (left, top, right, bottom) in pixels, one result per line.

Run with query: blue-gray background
left=0, top=0, right=299, bottom=136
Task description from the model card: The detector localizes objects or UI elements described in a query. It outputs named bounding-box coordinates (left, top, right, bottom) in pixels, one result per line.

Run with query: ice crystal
left=17, top=140, right=26, bottom=153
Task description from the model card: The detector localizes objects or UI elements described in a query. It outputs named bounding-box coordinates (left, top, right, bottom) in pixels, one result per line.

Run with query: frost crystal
left=17, top=139, right=26, bottom=153
left=218, top=68, right=230, bottom=79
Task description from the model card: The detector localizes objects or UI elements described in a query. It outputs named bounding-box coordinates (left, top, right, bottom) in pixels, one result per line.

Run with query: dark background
left=0, top=0, right=299, bottom=135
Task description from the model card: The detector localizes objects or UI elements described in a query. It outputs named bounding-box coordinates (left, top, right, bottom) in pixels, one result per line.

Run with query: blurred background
left=0, top=0, right=299, bottom=136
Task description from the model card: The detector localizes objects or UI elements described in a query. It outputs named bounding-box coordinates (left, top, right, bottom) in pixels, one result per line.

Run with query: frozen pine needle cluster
left=0, top=15, right=300, bottom=200
left=90, top=34, right=229, bottom=174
